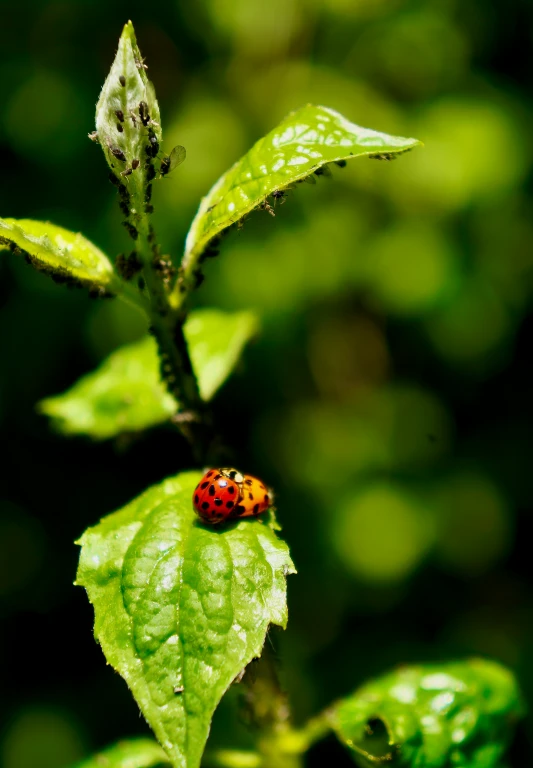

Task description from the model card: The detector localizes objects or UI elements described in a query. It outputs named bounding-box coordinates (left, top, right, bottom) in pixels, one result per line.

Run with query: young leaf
left=95, top=21, right=161, bottom=193
left=185, top=308, right=259, bottom=400
left=329, top=658, right=524, bottom=767
left=176, top=105, right=421, bottom=299
left=76, top=472, right=295, bottom=768
left=0, top=217, right=120, bottom=296
left=73, top=738, right=169, bottom=768
left=39, top=309, right=258, bottom=439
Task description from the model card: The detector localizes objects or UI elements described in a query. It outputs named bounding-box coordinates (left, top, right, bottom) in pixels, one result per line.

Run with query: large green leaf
left=330, top=659, right=523, bottom=767
left=176, top=104, right=421, bottom=299
left=0, top=217, right=121, bottom=296
left=73, top=739, right=169, bottom=768
left=39, top=308, right=258, bottom=439
left=76, top=472, right=295, bottom=768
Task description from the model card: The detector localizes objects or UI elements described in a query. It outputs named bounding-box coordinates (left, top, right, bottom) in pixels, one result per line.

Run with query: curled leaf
left=330, top=659, right=524, bottom=767
left=95, top=21, right=161, bottom=193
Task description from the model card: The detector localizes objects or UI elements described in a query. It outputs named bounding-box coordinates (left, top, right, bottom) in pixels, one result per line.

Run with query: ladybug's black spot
left=209, top=485, right=215, bottom=496
left=228, top=486, right=235, bottom=494
left=253, top=504, right=259, bottom=515
left=207, top=470, right=214, bottom=477
left=245, top=479, right=253, bottom=486
left=234, top=505, right=245, bottom=516
left=201, top=501, right=209, bottom=511
left=194, top=495, right=199, bottom=505
left=226, top=501, right=234, bottom=509
left=201, top=481, right=209, bottom=489
left=264, top=494, right=269, bottom=502
left=214, top=474, right=222, bottom=481
left=214, top=499, right=223, bottom=507
left=259, top=484, right=265, bottom=490
left=248, top=493, right=254, bottom=500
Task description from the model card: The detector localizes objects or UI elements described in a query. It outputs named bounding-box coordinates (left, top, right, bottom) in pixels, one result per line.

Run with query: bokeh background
left=1, top=0, right=533, bottom=765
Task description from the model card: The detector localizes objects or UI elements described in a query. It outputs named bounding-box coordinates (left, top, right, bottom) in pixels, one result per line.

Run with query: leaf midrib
left=122, top=498, right=193, bottom=766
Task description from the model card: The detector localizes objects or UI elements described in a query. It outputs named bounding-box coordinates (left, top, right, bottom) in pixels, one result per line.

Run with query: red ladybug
left=193, top=468, right=244, bottom=524
left=193, top=468, right=272, bottom=524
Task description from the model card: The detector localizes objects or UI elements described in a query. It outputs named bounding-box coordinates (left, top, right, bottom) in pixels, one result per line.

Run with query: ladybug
left=233, top=474, right=272, bottom=519
left=193, top=468, right=244, bottom=524
left=192, top=468, right=272, bottom=524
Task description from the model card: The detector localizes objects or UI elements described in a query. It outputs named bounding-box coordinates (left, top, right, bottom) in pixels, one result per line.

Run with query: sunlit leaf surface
left=180, top=104, right=421, bottom=291
left=76, top=472, right=295, bottom=768
left=0, top=217, right=119, bottom=295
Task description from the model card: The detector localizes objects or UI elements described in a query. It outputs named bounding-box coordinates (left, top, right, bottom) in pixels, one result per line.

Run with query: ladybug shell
left=232, top=474, right=272, bottom=519
left=193, top=469, right=242, bottom=524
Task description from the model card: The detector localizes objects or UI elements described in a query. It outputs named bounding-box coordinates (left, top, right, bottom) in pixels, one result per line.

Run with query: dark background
left=1, top=0, right=533, bottom=765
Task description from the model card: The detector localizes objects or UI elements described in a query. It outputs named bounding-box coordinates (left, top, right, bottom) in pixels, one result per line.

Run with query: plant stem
left=138, top=222, right=200, bottom=409
left=119, top=162, right=213, bottom=459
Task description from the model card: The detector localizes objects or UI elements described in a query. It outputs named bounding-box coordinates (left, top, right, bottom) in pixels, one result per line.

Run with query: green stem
left=137, top=219, right=201, bottom=410
left=291, top=712, right=332, bottom=752
left=203, top=750, right=261, bottom=768
left=109, top=122, right=208, bottom=454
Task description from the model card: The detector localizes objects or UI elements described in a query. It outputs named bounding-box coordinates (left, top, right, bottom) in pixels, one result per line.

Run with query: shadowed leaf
left=73, top=738, right=169, bottom=768
left=39, top=309, right=258, bottom=438
left=330, top=659, right=524, bottom=767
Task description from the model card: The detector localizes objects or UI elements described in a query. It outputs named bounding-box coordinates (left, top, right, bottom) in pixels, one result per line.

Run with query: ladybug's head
left=219, top=467, right=244, bottom=484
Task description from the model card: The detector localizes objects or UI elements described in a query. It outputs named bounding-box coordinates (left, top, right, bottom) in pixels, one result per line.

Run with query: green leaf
left=76, top=471, right=295, bottom=768
left=177, top=104, right=421, bottom=297
left=73, top=739, right=169, bottom=768
left=39, top=309, right=258, bottom=439
left=0, top=217, right=120, bottom=296
left=185, top=308, right=259, bottom=400
left=330, top=658, right=524, bottom=768
left=95, top=21, right=162, bottom=187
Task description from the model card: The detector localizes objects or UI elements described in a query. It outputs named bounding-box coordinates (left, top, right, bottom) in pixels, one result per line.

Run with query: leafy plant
left=1, top=20, right=523, bottom=768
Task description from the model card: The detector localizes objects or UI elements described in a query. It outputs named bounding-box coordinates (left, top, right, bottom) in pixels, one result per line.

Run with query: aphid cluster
left=368, top=152, right=397, bottom=161
left=116, top=251, right=142, bottom=281
left=193, top=468, right=272, bottom=525
left=152, top=244, right=176, bottom=286
left=0, top=237, right=114, bottom=297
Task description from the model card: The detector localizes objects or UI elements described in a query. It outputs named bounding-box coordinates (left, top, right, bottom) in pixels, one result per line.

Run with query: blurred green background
left=1, top=0, right=533, bottom=765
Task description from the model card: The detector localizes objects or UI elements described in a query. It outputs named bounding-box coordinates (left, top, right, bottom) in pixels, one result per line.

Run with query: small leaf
left=179, top=104, right=421, bottom=292
left=73, top=738, right=169, bottom=768
left=185, top=308, right=259, bottom=400
left=39, top=309, right=259, bottom=439
left=76, top=472, right=295, bottom=768
left=95, top=21, right=161, bottom=188
left=330, top=659, right=524, bottom=767
left=0, top=217, right=120, bottom=295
